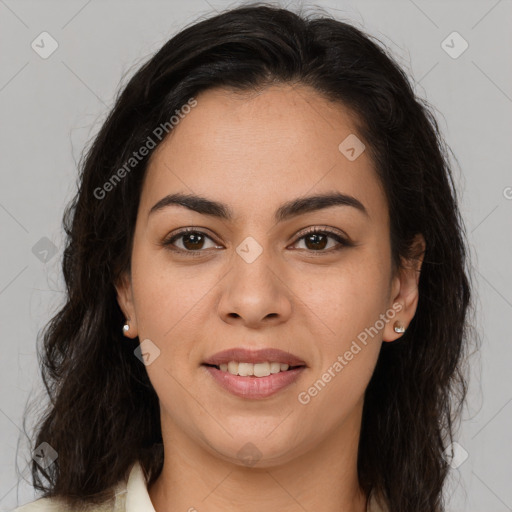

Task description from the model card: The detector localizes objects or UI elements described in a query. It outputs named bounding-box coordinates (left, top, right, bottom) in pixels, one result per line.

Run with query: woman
left=14, top=3, right=474, bottom=511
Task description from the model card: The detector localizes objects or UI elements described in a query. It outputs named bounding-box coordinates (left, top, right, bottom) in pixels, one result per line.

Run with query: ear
left=383, top=233, right=426, bottom=342
left=115, top=271, right=138, bottom=339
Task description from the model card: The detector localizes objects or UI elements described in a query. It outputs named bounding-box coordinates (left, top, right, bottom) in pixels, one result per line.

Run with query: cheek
left=128, top=250, right=215, bottom=420
left=302, top=251, right=391, bottom=344
left=295, top=262, right=388, bottom=430
left=130, top=244, right=217, bottom=338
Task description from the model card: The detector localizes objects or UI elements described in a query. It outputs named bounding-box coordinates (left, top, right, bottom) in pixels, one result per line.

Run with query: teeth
left=270, top=362, right=281, bottom=374
left=238, top=362, right=253, bottom=377
left=254, top=362, right=270, bottom=377
left=216, top=361, right=295, bottom=377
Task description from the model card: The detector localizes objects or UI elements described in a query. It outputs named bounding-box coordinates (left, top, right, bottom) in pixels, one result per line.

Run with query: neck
left=148, top=399, right=368, bottom=512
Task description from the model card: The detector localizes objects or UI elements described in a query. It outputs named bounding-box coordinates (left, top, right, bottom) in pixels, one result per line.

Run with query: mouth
left=202, top=347, right=307, bottom=369
left=201, top=347, right=307, bottom=399
left=202, top=364, right=306, bottom=399
left=202, top=362, right=305, bottom=376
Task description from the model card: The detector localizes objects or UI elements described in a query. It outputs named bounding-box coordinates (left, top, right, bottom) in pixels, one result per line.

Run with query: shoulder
left=12, top=476, right=129, bottom=512
left=12, top=497, right=67, bottom=512
left=10, top=461, right=154, bottom=512
left=11, top=495, right=121, bottom=512
left=367, top=488, right=389, bottom=512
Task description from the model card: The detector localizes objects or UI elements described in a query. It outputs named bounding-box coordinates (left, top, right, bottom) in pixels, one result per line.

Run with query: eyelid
left=289, top=226, right=353, bottom=253
left=161, top=225, right=353, bottom=253
left=161, top=227, right=221, bottom=250
left=294, top=225, right=350, bottom=242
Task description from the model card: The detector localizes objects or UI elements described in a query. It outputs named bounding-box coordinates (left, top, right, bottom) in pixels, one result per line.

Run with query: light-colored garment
left=13, top=461, right=388, bottom=511
left=12, top=462, right=152, bottom=512
left=367, top=489, right=389, bottom=512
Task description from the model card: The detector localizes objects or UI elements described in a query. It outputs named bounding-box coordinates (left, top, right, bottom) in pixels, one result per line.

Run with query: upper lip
left=203, top=348, right=307, bottom=367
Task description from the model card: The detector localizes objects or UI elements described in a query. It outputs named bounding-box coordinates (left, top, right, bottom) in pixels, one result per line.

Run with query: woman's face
left=116, top=84, right=422, bottom=467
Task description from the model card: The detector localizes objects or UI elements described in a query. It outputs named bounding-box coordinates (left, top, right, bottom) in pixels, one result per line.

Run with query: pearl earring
left=393, top=321, right=405, bottom=333
left=123, top=322, right=130, bottom=333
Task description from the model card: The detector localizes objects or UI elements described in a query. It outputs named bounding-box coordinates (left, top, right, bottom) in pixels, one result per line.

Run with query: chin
left=199, top=431, right=306, bottom=469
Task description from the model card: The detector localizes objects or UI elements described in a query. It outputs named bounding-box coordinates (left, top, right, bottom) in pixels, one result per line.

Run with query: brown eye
left=303, top=232, right=329, bottom=250
left=180, top=232, right=206, bottom=250
left=163, top=229, right=221, bottom=253
left=291, top=228, right=351, bottom=252
left=162, top=226, right=351, bottom=256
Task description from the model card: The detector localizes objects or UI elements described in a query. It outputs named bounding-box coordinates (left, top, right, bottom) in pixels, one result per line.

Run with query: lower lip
left=202, top=365, right=306, bottom=399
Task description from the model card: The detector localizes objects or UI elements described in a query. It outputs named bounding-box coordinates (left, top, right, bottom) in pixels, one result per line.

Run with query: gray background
left=1, top=0, right=511, bottom=510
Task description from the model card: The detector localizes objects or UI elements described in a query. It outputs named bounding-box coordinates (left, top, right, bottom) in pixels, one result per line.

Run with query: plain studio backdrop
left=0, top=1, right=511, bottom=511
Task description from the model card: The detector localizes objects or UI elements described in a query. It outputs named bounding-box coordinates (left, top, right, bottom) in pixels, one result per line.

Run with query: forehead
left=141, top=84, right=387, bottom=223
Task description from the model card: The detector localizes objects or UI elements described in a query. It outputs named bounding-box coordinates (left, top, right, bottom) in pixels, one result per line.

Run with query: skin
left=115, top=83, right=425, bottom=512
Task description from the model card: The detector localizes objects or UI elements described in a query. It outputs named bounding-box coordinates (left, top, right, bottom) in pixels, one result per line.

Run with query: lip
left=202, top=365, right=306, bottom=399
left=202, top=347, right=307, bottom=367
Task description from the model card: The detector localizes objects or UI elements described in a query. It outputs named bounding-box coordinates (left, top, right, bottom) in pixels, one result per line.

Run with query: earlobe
left=114, top=272, right=138, bottom=338
left=383, top=233, right=426, bottom=342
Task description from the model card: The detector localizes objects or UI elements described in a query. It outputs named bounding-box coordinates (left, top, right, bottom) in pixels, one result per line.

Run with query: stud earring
left=393, top=321, right=405, bottom=333
left=123, top=322, right=130, bottom=334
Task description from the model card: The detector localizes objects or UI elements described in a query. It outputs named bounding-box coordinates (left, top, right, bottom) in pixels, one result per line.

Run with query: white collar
left=115, top=461, right=156, bottom=512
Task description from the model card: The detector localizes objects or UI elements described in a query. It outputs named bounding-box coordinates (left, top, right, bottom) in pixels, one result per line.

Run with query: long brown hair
left=23, top=4, right=476, bottom=511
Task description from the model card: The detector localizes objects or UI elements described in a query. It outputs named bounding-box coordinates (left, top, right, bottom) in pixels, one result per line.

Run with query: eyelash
left=161, top=226, right=352, bottom=256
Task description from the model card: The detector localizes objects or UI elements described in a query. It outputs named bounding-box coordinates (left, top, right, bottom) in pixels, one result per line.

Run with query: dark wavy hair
left=20, top=3, right=476, bottom=511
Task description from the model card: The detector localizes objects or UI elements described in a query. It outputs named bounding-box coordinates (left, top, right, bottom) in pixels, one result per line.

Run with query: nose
left=217, top=249, right=293, bottom=329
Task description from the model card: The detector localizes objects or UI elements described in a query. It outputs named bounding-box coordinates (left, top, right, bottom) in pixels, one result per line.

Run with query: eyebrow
left=148, top=191, right=369, bottom=223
